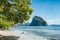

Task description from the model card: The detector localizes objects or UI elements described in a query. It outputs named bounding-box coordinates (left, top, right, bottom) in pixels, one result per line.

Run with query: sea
left=10, top=25, right=60, bottom=39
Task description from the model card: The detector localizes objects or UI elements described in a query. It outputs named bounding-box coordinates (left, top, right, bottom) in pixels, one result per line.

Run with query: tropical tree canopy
left=0, top=0, right=33, bottom=29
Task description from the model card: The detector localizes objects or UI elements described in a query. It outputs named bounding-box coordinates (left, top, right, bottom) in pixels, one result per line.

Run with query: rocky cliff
left=30, top=16, right=48, bottom=26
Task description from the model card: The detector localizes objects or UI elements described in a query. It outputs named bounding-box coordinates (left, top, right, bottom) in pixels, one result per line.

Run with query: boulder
left=0, top=35, right=19, bottom=40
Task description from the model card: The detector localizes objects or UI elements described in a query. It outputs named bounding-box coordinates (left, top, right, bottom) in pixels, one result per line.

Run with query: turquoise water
left=12, top=26, right=60, bottom=30
left=11, top=25, right=60, bottom=38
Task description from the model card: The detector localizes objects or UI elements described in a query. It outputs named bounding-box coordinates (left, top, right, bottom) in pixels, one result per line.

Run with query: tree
left=0, top=0, right=33, bottom=29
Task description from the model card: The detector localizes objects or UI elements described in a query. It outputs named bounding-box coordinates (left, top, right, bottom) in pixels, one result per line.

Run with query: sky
left=27, top=0, right=60, bottom=25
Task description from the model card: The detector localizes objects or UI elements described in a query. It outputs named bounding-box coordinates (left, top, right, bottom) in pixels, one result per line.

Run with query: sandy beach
left=0, top=30, right=47, bottom=40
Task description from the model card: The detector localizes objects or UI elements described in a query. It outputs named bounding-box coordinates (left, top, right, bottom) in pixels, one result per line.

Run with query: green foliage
left=0, top=0, right=33, bottom=29
left=0, top=19, right=11, bottom=29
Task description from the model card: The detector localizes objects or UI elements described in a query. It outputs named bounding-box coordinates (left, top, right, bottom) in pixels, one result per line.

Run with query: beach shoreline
left=0, top=30, right=47, bottom=40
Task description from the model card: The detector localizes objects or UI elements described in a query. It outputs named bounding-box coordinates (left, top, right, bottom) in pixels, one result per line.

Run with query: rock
left=0, top=36, right=19, bottom=40
left=30, top=16, right=48, bottom=26
left=4, top=36, right=19, bottom=40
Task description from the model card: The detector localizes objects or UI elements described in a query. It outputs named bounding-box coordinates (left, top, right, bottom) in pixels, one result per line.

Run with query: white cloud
left=46, top=19, right=60, bottom=25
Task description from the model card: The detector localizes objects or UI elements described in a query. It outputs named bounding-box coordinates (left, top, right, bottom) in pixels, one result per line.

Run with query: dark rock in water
left=30, top=16, right=48, bottom=26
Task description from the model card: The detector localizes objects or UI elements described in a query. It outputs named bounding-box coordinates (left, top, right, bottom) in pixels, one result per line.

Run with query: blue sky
left=27, top=0, right=60, bottom=25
